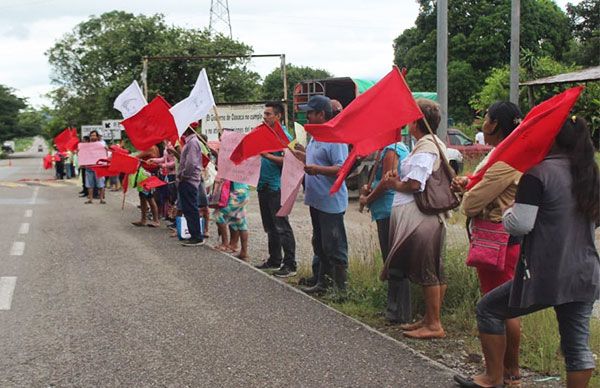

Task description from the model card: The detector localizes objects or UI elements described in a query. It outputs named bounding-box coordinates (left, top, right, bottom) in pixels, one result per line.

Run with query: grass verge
left=292, top=222, right=600, bottom=385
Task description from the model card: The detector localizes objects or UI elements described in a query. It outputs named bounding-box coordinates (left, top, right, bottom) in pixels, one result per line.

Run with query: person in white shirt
left=475, top=129, right=485, bottom=145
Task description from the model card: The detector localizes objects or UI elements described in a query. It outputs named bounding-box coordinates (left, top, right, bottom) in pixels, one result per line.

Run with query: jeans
left=477, top=280, right=596, bottom=372
left=178, top=181, right=202, bottom=240
left=309, top=206, right=348, bottom=267
left=85, top=168, right=105, bottom=188
left=258, top=189, right=296, bottom=268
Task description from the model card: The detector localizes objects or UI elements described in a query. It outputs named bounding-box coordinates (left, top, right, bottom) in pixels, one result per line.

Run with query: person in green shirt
left=254, top=102, right=297, bottom=278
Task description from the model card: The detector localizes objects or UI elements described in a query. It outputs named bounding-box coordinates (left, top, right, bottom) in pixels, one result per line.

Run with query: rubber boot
left=303, top=260, right=331, bottom=295
left=385, top=275, right=412, bottom=323
left=298, top=260, right=319, bottom=287
left=332, top=264, right=348, bottom=292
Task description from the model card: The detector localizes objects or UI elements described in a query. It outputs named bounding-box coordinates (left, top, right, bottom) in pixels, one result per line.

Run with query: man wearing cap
left=254, top=102, right=297, bottom=277
left=296, top=95, right=349, bottom=294
left=177, top=126, right=205, bottom=247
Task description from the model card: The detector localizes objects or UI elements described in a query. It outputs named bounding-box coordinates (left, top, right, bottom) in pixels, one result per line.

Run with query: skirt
left=384, top=201, right=446, bottom=286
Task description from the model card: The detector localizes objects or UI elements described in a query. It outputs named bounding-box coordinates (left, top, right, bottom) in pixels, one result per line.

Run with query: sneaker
left=273, top=266, right=297, bottom=278
left=255, top=261, right=281, bottom=270
left=181, top=238, right=205, bottom=247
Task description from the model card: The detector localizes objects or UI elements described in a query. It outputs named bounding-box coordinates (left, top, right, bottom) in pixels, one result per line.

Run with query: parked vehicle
left=2, top=141, right=15, bottom=154
left=445, top=128, right=492, bottom=159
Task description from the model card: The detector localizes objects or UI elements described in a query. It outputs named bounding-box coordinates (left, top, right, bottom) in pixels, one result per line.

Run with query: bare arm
left=364, top=150, right=398, bottom=205
left=261, top=152, right=284, bottom=166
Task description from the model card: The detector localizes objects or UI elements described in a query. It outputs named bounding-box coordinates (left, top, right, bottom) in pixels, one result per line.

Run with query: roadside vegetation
left=14, top=137, right=34, bottom=153
left=292, top=228, right=600, bottom=385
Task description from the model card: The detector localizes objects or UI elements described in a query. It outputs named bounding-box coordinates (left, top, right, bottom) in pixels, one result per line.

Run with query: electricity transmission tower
left=209, top=0, right=232, bottom=38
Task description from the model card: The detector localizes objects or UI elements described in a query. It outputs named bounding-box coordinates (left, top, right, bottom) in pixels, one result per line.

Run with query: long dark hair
left=555, top=116, right=600, bottom=223
left=487, top=101, right=522, bottom=139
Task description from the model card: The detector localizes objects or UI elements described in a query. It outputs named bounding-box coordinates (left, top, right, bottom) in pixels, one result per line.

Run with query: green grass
left=293, top=214, right=600, bottom=383
left=14, top=137, right=34, bottom=152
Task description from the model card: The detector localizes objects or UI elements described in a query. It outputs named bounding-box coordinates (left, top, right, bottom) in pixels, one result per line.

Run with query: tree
left=469, top=56, right=583, bottom=113
left=46, top=11, right=261, bottom=137
left=565, top=0, right=599, bottom=66
left=261, top=64, right=333, bottom=121
left=0, top=85, right=43, bottom=142
left=393, top=0, right=572, bottom=124
left=262, top=64, right=333, bottom=101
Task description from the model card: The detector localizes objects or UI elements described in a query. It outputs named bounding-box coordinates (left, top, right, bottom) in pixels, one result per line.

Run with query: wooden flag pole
left=212, top=105, right=224, bottom=136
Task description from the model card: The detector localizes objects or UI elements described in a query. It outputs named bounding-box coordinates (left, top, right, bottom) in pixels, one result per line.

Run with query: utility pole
left=510, top=0, right=521, bottom=105
left=209, top=0, right=232, bottom=38
left=436, top=0, right=448, bottom=139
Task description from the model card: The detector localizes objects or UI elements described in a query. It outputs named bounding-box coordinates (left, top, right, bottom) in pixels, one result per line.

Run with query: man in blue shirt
left=295, top=95, right=349, bottom=294
left=254, top=102, right=297, bottom=277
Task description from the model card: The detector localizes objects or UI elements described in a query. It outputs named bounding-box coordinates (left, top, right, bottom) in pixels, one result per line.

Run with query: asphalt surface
left=0, top=144, right=458, bottom=387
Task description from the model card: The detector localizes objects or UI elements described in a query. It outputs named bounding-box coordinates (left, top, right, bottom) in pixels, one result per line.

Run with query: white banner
left=202, top=104, right=264, bottom=141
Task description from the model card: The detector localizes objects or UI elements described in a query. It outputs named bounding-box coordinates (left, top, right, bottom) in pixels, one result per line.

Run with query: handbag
left=208, top=179, right=231, bottom=209
left=466, top=218, right=510, bottom=271
left=412, top=122, right=460, bottom=215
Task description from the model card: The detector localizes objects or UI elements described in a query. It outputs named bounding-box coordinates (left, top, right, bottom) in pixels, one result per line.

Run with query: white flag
left=170, top=69, right=216, bottom=137
left=113, top=80, right=147, bottom=119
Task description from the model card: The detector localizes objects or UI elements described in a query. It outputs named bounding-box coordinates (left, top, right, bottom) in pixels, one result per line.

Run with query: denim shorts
left=85, top=169, right=105, bottom=189
left=477, top=281, right=596, bottom=372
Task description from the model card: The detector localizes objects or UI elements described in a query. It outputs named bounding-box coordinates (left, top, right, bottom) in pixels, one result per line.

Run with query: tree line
left=0, top=1, right=597, bottom=143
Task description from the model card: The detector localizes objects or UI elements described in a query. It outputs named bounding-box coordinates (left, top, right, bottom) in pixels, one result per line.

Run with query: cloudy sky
left=0, top=0, right=575, bottom=108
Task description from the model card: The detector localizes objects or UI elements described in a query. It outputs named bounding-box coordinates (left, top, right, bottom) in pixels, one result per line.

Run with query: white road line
left=18, top=223, right=30, bottom=235
left=10, top=242, right=25, bottom=256
left=0, top=277, right=17, bottom=310
left=24, top=209, right=32, bottom=218
left=30, top=186, right=39, bottom=204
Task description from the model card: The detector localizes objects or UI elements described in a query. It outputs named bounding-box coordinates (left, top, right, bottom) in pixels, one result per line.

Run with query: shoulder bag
left=413, top=122, right=460, bottom=215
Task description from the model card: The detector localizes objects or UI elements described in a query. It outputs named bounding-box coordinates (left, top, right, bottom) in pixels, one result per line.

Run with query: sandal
left=236, top=254, right=249, bottom=262
left=453, top=375, right=503, bottom=388
left=84, top=200, right=93, bottom=204
left=504, top=375, right=521, bottom=387
left=214, top=245, right=235, bottom=253
left=99, top=200, right=106, bottom=204
left=131, top=221, right=146, bottom=227
left=147, top=222, right=160, bottom=228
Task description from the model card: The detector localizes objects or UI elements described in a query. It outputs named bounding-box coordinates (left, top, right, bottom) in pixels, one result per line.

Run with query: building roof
left=520, top=66, right=600, bottom=86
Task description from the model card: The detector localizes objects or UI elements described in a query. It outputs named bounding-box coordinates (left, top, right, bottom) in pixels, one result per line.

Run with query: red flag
left=42, top=154, right=53, bottom=169
left=229, top=120, right=290, bottom=165
left=466, top=86, right=584, bottom=190
left=65, top=127, right=79, bottom=151
left=108, top=151, right=139, bottom=174
left=121, top=96, right=179, bottom=151
left=109, top=144, right=130, bottom=154
left=54, top=128, right=78, bottom=152
left=139, top=176, right=167, bottom=191
left=304, top=67, right=423, bottom=193
left=91, top=165, right=118, bottom=178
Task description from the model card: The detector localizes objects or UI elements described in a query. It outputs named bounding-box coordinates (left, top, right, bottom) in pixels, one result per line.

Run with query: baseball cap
left=298, top=95, right=332, bottom=115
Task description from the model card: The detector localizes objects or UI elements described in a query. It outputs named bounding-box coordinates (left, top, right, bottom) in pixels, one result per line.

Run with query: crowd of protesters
left=56, top=94, right=599, bottom=388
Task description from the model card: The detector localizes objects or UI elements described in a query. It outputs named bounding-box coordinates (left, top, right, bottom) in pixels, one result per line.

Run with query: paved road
left=0, top=153, right=458, bottom=387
